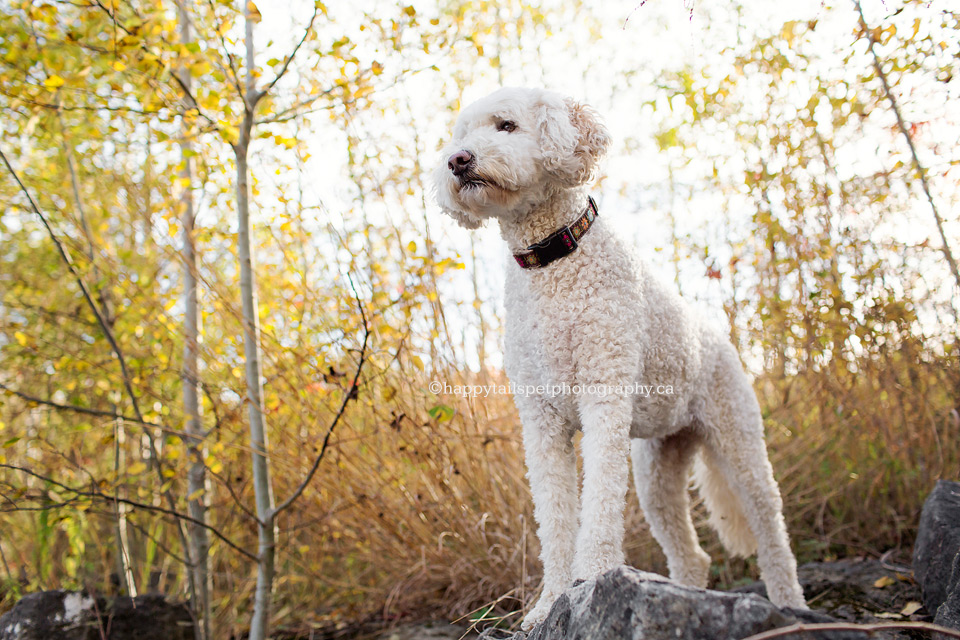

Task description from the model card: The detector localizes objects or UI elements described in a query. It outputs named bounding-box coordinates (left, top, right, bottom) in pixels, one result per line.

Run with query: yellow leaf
left=873, top=576, right=895, bottom=589
left=900, top=601, right=922, bottom=616
left=190, top=61, right=211, bottom=77
left=44, top=75, right=65, bottom=88
left=218, top=121, right=239, bottom=144
left=112, top=60, right=126, bottom=71
left=246, top=1, right=262, bottom=22
left=14, top=331, right=27, bottom=346
left=127, top=462, right=147, bottom=475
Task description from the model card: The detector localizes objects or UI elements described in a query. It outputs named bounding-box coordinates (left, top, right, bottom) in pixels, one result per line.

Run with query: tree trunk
left=113, top=412, right=136, bottom=597
left=238, top=6, right=277, bottom=639
left=176, top=4, right=211, bottom=638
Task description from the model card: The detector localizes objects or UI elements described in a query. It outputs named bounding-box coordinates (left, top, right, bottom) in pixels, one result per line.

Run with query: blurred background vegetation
left=0, top=0, right=957, bottom=637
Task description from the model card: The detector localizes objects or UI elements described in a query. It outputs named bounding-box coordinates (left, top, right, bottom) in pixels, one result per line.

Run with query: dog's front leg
left=572, top=395, right=632, bottom=581
left=519, top=404, right=578, bottom=630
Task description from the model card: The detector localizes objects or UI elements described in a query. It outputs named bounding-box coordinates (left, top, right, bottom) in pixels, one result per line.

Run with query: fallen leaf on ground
left=873, top=576, right=895, bottom=588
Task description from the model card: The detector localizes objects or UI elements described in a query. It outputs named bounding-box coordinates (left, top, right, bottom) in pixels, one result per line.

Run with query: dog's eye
left=497, top=120, right=517, bottom=133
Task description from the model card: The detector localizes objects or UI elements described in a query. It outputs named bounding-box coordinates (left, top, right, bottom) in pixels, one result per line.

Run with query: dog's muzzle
left=448, top=150, right=475, bottom=176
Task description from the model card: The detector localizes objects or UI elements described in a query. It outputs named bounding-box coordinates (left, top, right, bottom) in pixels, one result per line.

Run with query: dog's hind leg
left=699, top=347, right=807, bottom=609
left=631, top=429, right=711, bottom=588
left=519, top=402, right=578, bottom=630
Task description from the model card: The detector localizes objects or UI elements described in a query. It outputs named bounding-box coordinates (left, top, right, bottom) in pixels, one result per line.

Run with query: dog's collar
left=513, top=197, right=598, bottom=269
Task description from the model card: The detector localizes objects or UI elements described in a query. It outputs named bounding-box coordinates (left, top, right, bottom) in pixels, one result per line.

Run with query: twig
left=255, top=5, right=320, bottom=103
left=272, top=273, right=369, bottom=517
left=0, top=382, right=175, bottom=435
left=740, top=620, right=960, bottom=640
left=854, top=0, right=960, bottom=308
left=205, top=465, right=262, bottom=526
left=0, top=150, right=142, bottom=426
left=0, top=150, right=201, bottom=595
left=123, top=517, right=194, bottom=567
left=201, top=0, right=245, bottom=106
left=0, top=463, right=257, bottom=563
left=88, top=0, right=216, bottom=127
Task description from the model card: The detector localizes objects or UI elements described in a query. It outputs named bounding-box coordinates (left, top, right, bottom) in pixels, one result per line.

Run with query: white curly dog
left=433, top=87, right=807, bottom=630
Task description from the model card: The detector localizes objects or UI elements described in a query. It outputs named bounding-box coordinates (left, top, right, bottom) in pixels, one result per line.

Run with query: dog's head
left=433, top=87, right=610, bottom=229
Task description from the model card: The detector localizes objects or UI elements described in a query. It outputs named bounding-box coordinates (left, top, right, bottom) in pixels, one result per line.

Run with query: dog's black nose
left=448, top=150, right=475, bottom=176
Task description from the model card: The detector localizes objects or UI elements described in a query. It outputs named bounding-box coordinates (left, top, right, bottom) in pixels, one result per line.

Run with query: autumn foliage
left=0, top=0, right=958, bottom=637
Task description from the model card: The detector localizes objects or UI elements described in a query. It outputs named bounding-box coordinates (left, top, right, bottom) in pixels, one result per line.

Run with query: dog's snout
left=448, top=150, right=475, bottom=176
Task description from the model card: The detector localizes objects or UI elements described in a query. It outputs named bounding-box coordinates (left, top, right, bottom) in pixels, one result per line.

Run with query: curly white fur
left=434, top=87, right=807, bottom=630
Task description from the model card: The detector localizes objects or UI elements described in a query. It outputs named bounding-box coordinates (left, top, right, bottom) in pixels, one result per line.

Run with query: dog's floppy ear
left=567, top=98, right=610, bottom=183
left=538, top=95, right=610, bottom=187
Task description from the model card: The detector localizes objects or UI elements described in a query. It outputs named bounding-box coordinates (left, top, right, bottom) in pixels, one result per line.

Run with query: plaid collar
left=513, top=197, right=598, bottom=269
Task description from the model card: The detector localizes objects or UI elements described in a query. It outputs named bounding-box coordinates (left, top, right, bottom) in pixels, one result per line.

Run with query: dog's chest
left=504, top=257, right=641, bottom=390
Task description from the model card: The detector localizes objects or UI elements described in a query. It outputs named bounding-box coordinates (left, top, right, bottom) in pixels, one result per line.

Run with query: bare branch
left=0, top=89, right=161, bottom=114
left=854, top=0, right=960, bottom=306
left=0, top=463, right=258, bottom=563
left=205, top=465, right=262, bottom=526
left=0, top=382, right=177, bottom=434
left=253, top=64, right=435, bottom=127
left=272, top=273, right=369, bottom=517
left=89, top=0, right=216, bottom=127
left=202, top=0, right=246, bottom=104
left=741, top=620, right=960, bottom=640
left=0, top=148, right=201, bottom=584
left=254, top=5, right=320, bottom=104
left=0, top=150, right=144, bottom=423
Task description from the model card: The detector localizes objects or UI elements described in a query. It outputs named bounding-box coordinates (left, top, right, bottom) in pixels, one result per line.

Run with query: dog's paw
left=670, top=548, right=711, bottom=589
left=768, top=582, right=808, bottom=611
left=521, top=592, right=558, bottom=631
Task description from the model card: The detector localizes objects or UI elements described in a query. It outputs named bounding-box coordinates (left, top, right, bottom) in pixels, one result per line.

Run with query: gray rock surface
left=935, top=550, right=960, bottom=632
left=914, top=480, right=960, bottom=631
left=0, top=591, right=193, bottom=640
left=735, top=557, right=922, bottom=628
left=481, top=566, right=884, bottom=640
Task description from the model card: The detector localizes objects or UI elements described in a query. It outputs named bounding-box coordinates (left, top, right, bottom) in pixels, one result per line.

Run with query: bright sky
left=252, top=0, right=958, bottom=371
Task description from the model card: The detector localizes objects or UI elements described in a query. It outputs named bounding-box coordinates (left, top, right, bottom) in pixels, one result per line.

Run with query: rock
left=935, top=551, right=960, bottom=631
left=0, top=591, right=194, bottom=640
left=735, top=557, right=923, bottom=628
left=914, top=480, right=960, bottom=630
left=483, top=566, right=885, bottom=640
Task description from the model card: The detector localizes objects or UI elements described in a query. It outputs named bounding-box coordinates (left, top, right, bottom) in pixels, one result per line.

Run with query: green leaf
left=428, top=405, right=454, bottom=422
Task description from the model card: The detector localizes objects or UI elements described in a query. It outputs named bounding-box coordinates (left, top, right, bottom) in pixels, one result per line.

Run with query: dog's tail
left=693, top=448, right=757, bottom=558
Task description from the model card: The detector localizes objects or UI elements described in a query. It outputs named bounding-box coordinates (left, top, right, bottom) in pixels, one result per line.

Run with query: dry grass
left=259, top=340, right=959, bottom=631
left=1, top=334, right=956, bottom=635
